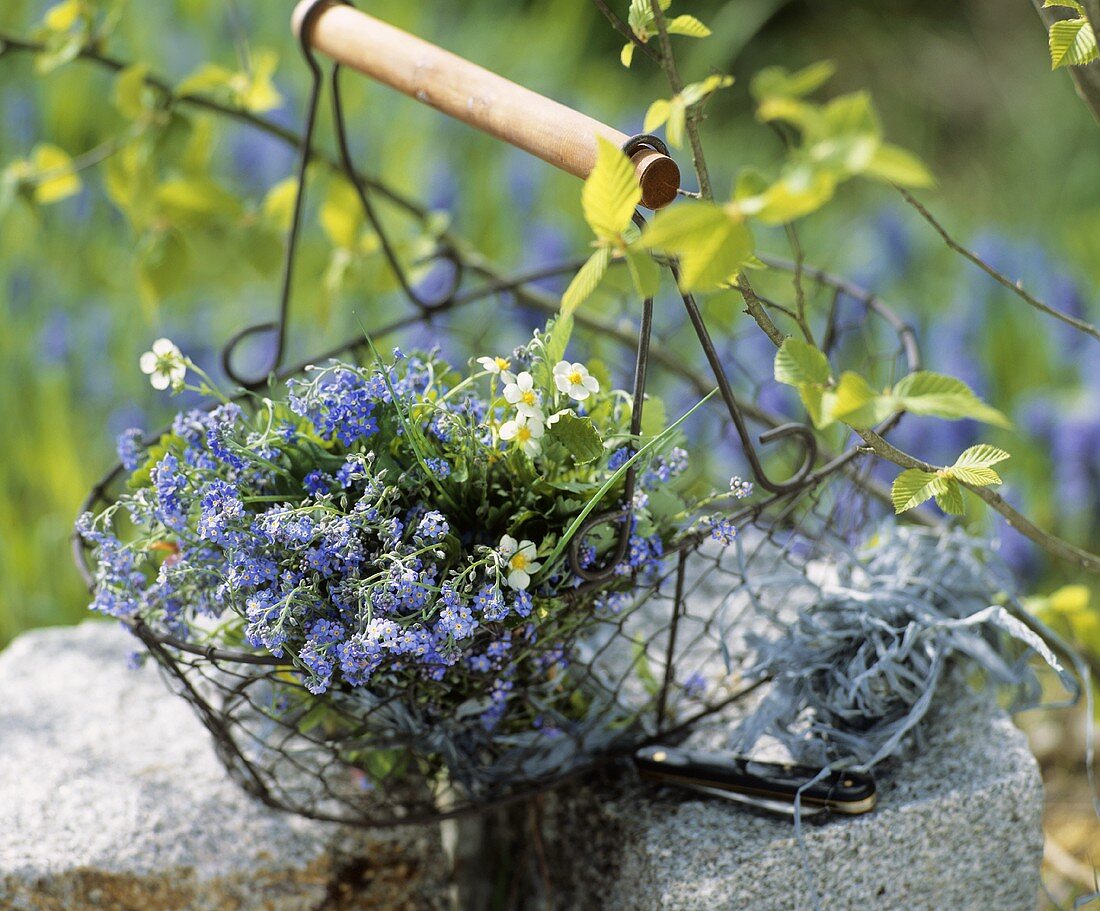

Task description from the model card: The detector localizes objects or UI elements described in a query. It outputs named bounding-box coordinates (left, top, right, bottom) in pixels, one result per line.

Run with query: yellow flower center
left=521, top=390, right=537, bottom=406
left=495, top=357, right=510, bottom=370
left=510, top=552, right=529, bottom=571
left=568, top=370, right=584, bottom=385
left=516, top=426, right=533, bottom=443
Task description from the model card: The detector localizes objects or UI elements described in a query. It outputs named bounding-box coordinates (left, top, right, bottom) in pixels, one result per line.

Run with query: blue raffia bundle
left=730, top=523, right=1077, bottom=770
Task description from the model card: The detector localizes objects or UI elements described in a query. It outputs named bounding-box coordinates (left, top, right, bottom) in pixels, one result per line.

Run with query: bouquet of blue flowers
left=78, top=320, right=730, bottom=809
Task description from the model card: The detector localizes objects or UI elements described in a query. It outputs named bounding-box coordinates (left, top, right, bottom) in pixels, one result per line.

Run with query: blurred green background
left=1, top=0, right=1098, bottom=898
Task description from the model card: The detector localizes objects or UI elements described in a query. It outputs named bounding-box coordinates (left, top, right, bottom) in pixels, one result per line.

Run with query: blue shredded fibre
left=731, top=522, right=1079, bottom=771
left=725, top=521, right=1091, bottom=911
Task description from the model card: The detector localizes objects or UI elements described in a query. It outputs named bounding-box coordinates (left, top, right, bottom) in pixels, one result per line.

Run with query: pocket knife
left=633, top=744, right=877, bottom=818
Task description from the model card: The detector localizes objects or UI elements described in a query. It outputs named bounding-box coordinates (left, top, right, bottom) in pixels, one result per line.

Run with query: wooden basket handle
left=291, top=1, right=681, bottom=210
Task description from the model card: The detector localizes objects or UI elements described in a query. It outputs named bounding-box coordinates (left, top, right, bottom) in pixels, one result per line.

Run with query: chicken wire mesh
left=72, top=0, right=922, bottom=828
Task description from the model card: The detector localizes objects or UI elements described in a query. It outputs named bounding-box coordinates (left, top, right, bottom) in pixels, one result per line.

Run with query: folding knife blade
left=633, top=745, right=877, bottom=816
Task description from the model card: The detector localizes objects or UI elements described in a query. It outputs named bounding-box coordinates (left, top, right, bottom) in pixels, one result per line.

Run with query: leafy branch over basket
left=580, top=0, right=1100, bottom=576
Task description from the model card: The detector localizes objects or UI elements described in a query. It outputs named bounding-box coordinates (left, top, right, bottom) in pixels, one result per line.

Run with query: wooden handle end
left=632, top=149, right=680, bottom=210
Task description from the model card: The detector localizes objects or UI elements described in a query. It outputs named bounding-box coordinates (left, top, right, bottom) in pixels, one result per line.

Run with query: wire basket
left=73, top=0, right=920, bottom=828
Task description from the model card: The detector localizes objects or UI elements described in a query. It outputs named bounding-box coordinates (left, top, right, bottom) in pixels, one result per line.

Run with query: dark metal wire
left=221, top=0, right=463, bottom=388
left=72, top=0, right=927, bottom=828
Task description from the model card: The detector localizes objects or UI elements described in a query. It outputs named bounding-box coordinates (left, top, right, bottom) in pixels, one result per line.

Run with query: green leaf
left=947, top=465, right=1004, bottom=487
left=734, top=167, right=770, bottom=201
left=756, top=96, right=822, bottom=133
left=177, top=62, right=236, bottom=98
left=155, top=177, right=242, bottom=221
left=934, top=478, right=965, bottom=515
left=1045, top=0, right=1086, bottom=13
left=738, top=166, right=837, bottom=225
left=582, top=137, right=641, bottom=241
left=891, top=468, right=948, bottom=514
left=643, top=99, right=671, bottom=133
left=1048, top=16, right=1099, bottom=68
left=237, top=49, right=283, bottom=113
left=680, top=74, right=734, bottom=106
left=891, top=371, right=1011, bottom=427
left=798, top=383, right=831, bottom=428
left=829, top=370, right=893, bottom=427
left=262, top=177, right=298, bottom=231
left=816, top=91, right=882, bottom=145
left=951, top=443, right=1011, bottom=470
left=640, top=201, right=753, bottom=291
left=561, top=247, right=611, bottom=316
left=665, top=98, right=687, bottom=148
left=27, top=144, right=81, bottom=204
left=623, top=246, right=661, bottom=298
left=773, top=338, right=831, bottom=386
left=320, top=178, right=363, bottom=249
left=862, top=143, right=934, bottom=188
left=946, top=444, right=1010, bottom=486
left=546, top=412, right=603, bottom=464
left=751, top=61, right=836, bottom=101
left=627, top=0, right=672, bottom=37
left=34, top=31, right=84, bottom=74
left=666, top=14, right=711, bottom=38
left=43, top=0, right=82, bottom=31
left=114, top=63, right=151, bottom=120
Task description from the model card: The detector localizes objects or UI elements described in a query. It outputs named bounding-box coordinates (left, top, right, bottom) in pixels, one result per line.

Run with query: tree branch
left=589, top=0, right=660, bottom=64
left=898, top=187, right=1100, bottom=344
left=854, top=426, right=1100, bottom=575
left=646, top=0, right=713, bottom=200
left=1032, top=0, right=1100, bottom=126
left=0, top=31, right=431, bottom=223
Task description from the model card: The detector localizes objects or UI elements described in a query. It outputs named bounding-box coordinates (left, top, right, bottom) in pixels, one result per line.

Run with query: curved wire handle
left=618, top=138, right=817, bottom=494
left=235, top=0, right=817, bottom=570
left=222, top=0, right=463, bottom=388
left=675, top=277, right=817, bottom=494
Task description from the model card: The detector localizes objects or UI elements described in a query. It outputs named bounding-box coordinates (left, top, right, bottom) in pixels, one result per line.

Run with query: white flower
left=499, top=412, right=545, bottom=457
left=477, top=355, right=511, bottom=374
left=139, top=338, right=187, bottom=391
left=498, top=534, right=519, bottom=558
left=499, top=535, right=541, bottom=590
left=503, top=371, right=542, bottom=418
left=553, top=360, right=600, bottom=401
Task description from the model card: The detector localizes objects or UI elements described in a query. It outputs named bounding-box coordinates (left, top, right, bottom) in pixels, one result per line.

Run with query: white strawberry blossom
left=499, top=412, right=544, bottom=457
left=498, top=535, right=541, bottom=590
left=553, top=360, right=600, bottom=401
left=476, top=355, right=511, bottom=374
left=140, top=338, right=187, bottom=391
left=502, top=371, right=542, bottom=418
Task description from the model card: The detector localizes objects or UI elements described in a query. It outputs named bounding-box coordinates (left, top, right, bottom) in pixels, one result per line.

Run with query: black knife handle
left=633, top=745, right=877, bottom=814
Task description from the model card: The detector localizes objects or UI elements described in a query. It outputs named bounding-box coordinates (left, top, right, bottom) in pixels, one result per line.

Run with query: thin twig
left=855, top=426, right=1100, bottom=575
left=898, top=187, right=1100, bottom=344
left=783, top=222, right=815, bottom=343
left=0, top=31, right=431, bottom=224
left=646, top=0, right=713, bottom=200
left=589, top=0, right=659, bottom=64
left=641, top=1, right=794, bottom=358
left=734, top=275, right=785, bottom=346
left=747, top=255, right=1100, bottom=574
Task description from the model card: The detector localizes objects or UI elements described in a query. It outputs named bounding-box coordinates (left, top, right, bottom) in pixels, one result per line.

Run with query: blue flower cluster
left=81, top=347, right=692, bottom=741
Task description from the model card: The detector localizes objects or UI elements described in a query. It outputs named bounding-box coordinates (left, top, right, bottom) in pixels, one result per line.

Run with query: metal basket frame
left=73, top=0, right=921, bottom=827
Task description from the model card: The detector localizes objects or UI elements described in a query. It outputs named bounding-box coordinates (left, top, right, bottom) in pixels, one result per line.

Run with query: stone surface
left=542, top=685, right=1045, bottom=911
left=0, top=621, right=1045, bottom=911
left=0, top=621, right=449, bottom=911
